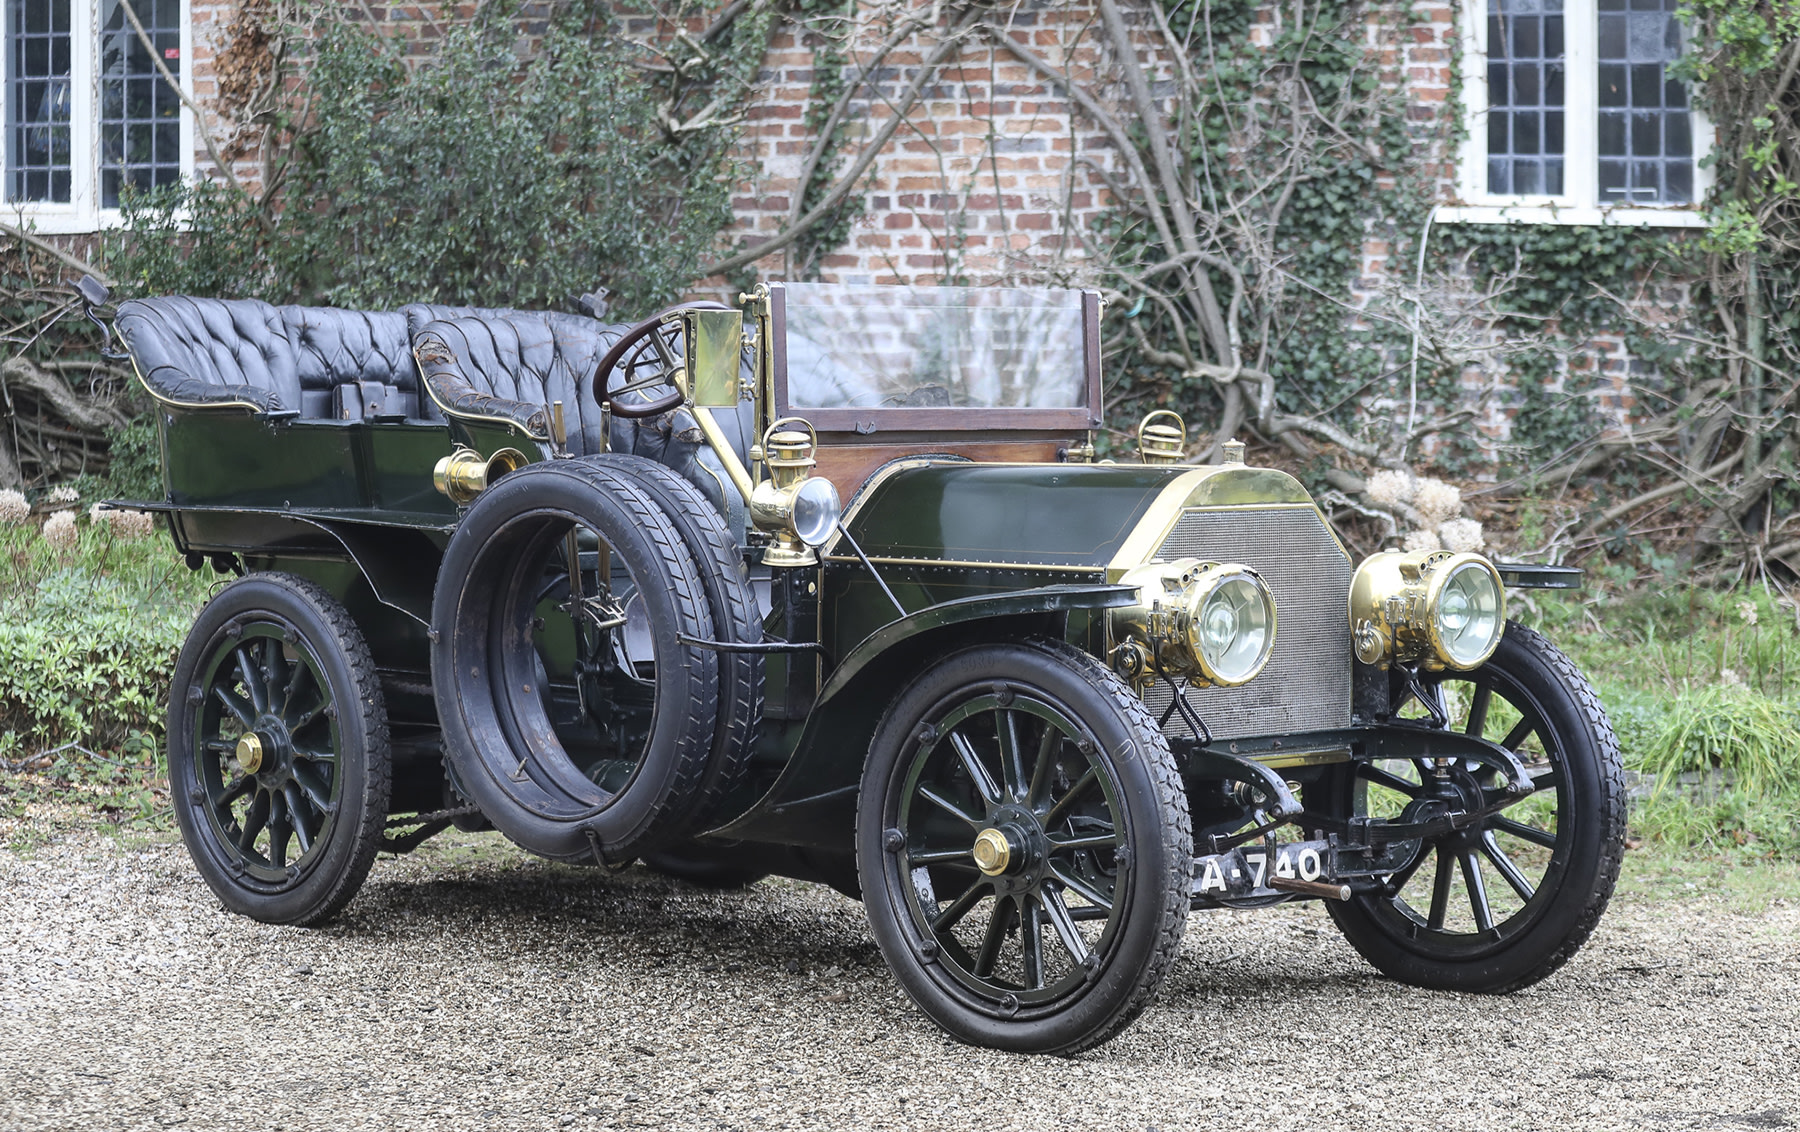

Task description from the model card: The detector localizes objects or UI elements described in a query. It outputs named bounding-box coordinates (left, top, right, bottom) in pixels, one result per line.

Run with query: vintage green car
left=100, top=278, right=1622, bottom=1054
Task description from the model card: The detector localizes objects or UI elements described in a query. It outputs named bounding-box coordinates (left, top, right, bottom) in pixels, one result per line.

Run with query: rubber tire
left=1322, top=622, right=1626, bottom=992
left=856, top=639, right=1192, bottom=1055
left=432, top=460, right=719, bottom=863
left=168, top=572, right=390, bottom=926
left=588, top=454, right=762, bottom=826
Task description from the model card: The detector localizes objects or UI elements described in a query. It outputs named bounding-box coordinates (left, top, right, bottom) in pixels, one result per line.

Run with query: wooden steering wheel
left=592, top=302, right=734, bottom=420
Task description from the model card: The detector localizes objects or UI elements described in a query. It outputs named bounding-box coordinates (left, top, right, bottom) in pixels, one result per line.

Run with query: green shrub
left=107, top=5, right=741, bottom=314
left=0, top=518, right=211, bottom=760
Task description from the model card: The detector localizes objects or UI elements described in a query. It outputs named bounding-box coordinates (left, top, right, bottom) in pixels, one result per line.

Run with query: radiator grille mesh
left=1139, top=507, right=1352, bottom=740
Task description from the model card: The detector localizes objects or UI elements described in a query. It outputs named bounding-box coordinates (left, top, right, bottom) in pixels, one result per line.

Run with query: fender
left=708, top=582, right=1138, bottom=848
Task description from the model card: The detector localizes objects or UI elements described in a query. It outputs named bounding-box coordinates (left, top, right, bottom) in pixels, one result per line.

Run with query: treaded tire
left=856, top=639, right=1191, bottom=1054
left=168, top=572, right=390, bottom=926
left=431, top=460, right=719, bottom=863
left=1321, top=621, right=1626, bottom=992
left=588, top=454, right=762, bottom=826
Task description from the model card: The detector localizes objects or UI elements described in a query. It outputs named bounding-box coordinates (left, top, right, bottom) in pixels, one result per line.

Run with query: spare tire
left=589, top=454, right=763, bottom=826
left=431, top=460, right=719, bottom=863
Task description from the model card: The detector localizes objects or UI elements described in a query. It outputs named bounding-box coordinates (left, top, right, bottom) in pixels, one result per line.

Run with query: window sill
left=0, top=207, right=141, bottom=236
left=1436, top=203, right=1709, bottom=229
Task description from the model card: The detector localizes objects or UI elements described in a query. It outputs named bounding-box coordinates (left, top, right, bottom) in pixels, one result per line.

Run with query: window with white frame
left=3, top=0, right=191, bottom=233
left=1446, top=0, right=1710, bottom=226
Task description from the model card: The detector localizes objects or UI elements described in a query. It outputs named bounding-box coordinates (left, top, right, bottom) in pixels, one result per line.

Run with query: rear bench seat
left=116, top=295, right=757, bottom=519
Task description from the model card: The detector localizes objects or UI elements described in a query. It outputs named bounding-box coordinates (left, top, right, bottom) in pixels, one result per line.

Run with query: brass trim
left=235, top=732, right=265, bottom=774
left=1249, top=747, right=1352, bottom=769
left=820, top=554, right=1102, bottom=574
left=131, top=357, right=267, bottom=415
left=972, top=828, right=1012, bottom=876
left=691, top=406, right=755, bottom=504
left=414, top=346, right=548, bottom=441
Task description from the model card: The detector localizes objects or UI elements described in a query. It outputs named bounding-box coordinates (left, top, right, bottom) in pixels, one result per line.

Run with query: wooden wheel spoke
left=1359, top=763, right=1422, bottom=798
left=217, top=775, right=255, bottom=808
left=1499, top=716, right=1536, bottom=753
left=238, top=792, right=269, bottom=854
left=1480, top=831, right=1537, bottom=902
left=235, top=647, right=268, bottom=714
left=1465, top=681, right=1492, bottom=737
left=1039, top=886, right=1090, bottom=965
left=292, top=765, right=333, bottom=816
left=1041, top=766, right=1099, bottom=830
left=282, top=661, right=313, bottom=721
left=1019, top=897, right=1045, bottom=990
left=1045, top=831, right=1117, bottom=851
left=973, top=898, right=1013, bottom=979
left=950, top=732, right=1002, bottom=808
left=212, top=686, right=255, bottom=729
left=1026, top=726, right=1057, bottom=808
left=1047, top=862, right=1114, bottom=912
left=1427, top=846, right=1454, bottom=931
left=917, top=783, right=983, bottom=828
left=1460, top=850, right=1495, bottom=933
left=996, top=710, right=1026, bottom=801
left=1382, top=846, right=1429, bottom=898
left=1491, top=814, right=1557, bottom=849
left=930, top=878, right=989, bottom=934
left=908, top=847, right=974, bottom=866
left=283, top=785, right=315, bottom=855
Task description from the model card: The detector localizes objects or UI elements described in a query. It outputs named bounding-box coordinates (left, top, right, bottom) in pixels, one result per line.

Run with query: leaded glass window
left=1487, top=0, right=1565, bottom=196
left=99, top=0, right=182, bottom=207
left=5, top=0, right=72, bottom=203
left=1597, top=0, right=1691, bottom=203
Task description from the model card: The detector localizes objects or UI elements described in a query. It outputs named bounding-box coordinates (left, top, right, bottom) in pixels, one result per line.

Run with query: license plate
left=1191, top=839, right=1331, bottom=900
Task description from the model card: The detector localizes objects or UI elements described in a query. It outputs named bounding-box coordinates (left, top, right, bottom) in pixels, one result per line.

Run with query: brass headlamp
left=433, top=445, right=528, bottom=505
left=1349, top=549, right=1506, bottom=670
left=1112, top=557, right=1277, bottom=688
left=749, top=418, right=841, bottom=568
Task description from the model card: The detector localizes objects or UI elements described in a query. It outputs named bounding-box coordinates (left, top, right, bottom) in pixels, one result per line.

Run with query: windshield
left=778, top=283, right=1089, bottom=412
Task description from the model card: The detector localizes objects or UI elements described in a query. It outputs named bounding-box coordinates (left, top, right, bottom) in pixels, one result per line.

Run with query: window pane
left=1596, top=3, right=1693, bottom=205
left=1517, top=111, right=1541, bottom=153
left=1666, top=112, right=1692, bottom=157
left=1545, top=158, right=1565, bottom=194
left=99, top=0, right=185, bottom=207
left=1598, top=113, right=1627, bottom=155
left=6, top=0, right=74, bottom=203
left=1488, top=0, right=1565, bottom=196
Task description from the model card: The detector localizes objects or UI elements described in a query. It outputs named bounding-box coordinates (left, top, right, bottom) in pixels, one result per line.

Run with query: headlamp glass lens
left=1436, top=561, right=1502, bottom=667
left=792, top=477, right=842, bottom=547
left=1194, top=573, right=1274, bottom=685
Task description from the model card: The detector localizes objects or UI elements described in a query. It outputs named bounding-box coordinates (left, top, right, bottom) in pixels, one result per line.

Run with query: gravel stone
left=2, top=824, right=1796, bottom=1131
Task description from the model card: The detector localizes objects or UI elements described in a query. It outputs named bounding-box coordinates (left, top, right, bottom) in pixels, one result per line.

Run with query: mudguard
left=708, top=582, right=1138, bottom=848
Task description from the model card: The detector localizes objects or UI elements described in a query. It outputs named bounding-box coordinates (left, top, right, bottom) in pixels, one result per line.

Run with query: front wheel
left=856, top=640, right=1192, bottom=1054
left=168, top=573, right=391, bottom=926
left=1319, top=621, right=1626, bottom=992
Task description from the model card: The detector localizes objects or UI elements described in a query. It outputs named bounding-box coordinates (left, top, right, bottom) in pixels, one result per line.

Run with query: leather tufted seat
left=117, top=296, right=301, bottom=413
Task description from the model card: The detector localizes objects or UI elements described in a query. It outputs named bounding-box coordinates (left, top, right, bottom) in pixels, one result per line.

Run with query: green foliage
left=1521, top=585, right=1800, bottom=857
left=1102, top=0, right=1430, bottom=446
left=0, top=518, right=217, bottom=828
left=106, top=2, right=744, bottom=314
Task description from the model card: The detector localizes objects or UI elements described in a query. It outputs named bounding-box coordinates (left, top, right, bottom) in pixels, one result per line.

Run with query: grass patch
left=1616, top=842, right=1800, bottom=913
left=1516, top=585, right=1800, bottom=859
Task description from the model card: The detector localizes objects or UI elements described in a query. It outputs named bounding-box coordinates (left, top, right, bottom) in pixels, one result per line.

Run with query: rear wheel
left=169, top=573, right=390, bottom=926
left=1320, top=622, right=1625, bottom=991
left=857, top=641, right=1191, bottom=1054
left=432, top=460, right=719, bottom=863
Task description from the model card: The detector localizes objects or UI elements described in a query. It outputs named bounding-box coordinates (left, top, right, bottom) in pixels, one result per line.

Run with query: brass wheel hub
left=235, top=732, right=266, bottom=775
left=972, top=828, right=1014, bottom=876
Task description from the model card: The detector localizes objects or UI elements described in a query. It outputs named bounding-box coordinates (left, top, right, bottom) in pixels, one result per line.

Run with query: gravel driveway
left=3, top=822, right=1796, bottom=1132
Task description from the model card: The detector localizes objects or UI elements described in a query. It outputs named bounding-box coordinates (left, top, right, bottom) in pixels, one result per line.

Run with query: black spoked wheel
left=169, top=573, right=390, bottom=926
left=432, top=459, right=719, bottom=863
left=857, top=641, right=1191, bottom=1054
left=1320, top=621, right=1625, bottom=992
